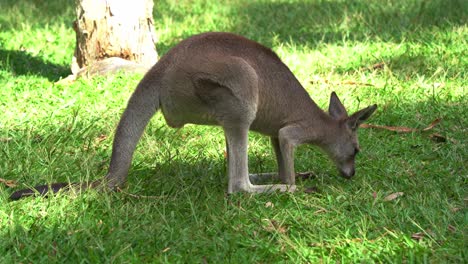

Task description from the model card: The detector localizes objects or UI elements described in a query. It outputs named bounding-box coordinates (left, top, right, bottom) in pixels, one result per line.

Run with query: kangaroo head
left=325, top=92, right=377, bottom=178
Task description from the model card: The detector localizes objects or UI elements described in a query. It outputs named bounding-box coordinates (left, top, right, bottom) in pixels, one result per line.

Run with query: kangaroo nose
left=340, top=167, right=355, bottom=179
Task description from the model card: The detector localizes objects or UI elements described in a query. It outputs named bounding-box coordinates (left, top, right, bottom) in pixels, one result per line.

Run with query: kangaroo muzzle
left=338, top=159, right=356, bottom=179
left=339, top=167, right=355, bottom=178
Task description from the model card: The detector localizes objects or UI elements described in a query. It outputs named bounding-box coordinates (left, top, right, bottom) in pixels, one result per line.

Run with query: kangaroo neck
left=286, top=94, right=339, bottom=146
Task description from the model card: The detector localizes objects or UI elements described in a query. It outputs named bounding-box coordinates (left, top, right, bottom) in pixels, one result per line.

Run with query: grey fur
left=10, top=32, right=377, bottom=199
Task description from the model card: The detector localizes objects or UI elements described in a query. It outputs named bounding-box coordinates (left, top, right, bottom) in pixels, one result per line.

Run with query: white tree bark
left=71, top=0, right=158, bottom=77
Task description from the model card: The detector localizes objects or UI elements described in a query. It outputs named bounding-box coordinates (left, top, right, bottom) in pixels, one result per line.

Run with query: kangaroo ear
left=329, top=92, right=348, bottom=120
left=347, top=104, right=377, bottom=130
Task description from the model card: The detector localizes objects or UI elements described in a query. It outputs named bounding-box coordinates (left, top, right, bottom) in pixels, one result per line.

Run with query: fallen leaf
left=361, top=118, right=441, bottom=133
left=429, top=133, right=447, bottom=143
left=411, top=232, right=425, bottom=241
left=360, top=123, right=416, bottom=132
left=422, top=118, right=442, bottom=131
left=0, top=178, right=17, bottom=188
left=313, top=208, right=327, bottom=214
left=265, top=201, right=274, bottom=208
left=95, top=134, right=107, bottom=143
left=162, top=247, right=170, bottom=253
left=341, top=80, right=374, bottom=86
left=448, top=225, right=456, bottom=233
left=372, top=62, right=385, bottom=70
left=309, top=78, right=328, bottom=84
left=383, top=192, right=404, bottom=201
left=309, top=79, right=374, bottom=87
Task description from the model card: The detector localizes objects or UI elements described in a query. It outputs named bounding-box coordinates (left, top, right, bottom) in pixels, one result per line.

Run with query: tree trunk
left=71, top=0, right=158, bottom=77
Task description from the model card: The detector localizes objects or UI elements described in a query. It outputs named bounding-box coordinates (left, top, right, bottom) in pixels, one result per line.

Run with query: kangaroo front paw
left=247, top=183, right=296, bottom=193
left=278, top=184, right=296, bottom=193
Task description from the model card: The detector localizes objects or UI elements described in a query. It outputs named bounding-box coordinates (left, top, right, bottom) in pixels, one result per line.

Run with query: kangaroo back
left=155, top=32, right=328, bottom=135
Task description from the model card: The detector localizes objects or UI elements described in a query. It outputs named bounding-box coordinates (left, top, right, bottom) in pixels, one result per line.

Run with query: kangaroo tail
left=104, top=69, right=161, bottom=188
left=9, top=181, right=102, bottom=200
left=10, top=68, right=162, bottom=201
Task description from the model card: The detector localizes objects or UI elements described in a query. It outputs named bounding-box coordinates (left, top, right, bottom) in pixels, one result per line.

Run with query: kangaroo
left=10, top=32, right=377, bottom=200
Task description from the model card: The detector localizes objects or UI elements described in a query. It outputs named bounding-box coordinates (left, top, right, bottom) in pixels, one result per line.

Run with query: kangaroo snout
left=339, top=167, right=355, bottom=179
left=338, top=160, right=356, bottom=179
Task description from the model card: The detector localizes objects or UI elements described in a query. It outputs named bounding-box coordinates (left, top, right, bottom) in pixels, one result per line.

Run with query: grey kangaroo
left=10, top=32, right=377, bottom=200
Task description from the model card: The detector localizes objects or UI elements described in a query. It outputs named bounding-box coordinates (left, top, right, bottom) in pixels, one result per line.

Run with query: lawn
left=0, top=0, right=466, bottom=262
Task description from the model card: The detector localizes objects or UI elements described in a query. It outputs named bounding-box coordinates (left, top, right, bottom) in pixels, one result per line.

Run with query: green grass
left=0, top=0, right=466, bottom=262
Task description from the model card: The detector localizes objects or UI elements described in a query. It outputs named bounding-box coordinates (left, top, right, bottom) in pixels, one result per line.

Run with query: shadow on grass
left=331, top=46, right=464, bottom=79
left=232, top=0, right=467, bottom=47
left=154, top=0, right=466, bottom=62
left=0, top=0, right=75, bottom=29
left=0, top=49, right=70, bottom=81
